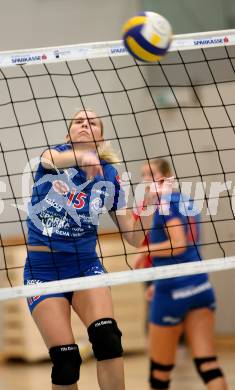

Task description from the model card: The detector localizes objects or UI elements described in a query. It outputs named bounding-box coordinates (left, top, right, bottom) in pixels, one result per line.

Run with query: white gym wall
left=0, top=0, right=140, bottom=51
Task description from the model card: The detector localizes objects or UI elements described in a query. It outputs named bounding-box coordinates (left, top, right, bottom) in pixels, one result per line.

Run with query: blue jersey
left=150, top=191, right=207, bottom=290
left=27, top=144, right=125, bottom=254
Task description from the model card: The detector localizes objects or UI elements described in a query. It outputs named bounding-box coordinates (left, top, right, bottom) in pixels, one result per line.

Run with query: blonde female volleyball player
left=24, top=109, right=147, bottom=390
left=134, top=158, right=228, bottom=390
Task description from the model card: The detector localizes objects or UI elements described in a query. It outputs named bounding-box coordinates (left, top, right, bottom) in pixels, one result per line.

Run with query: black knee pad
left=150, top=377, right=170, bottom=389
left=49, top=344, right=82, bottom=385
left=87, top=318, right=123, bottom=361
left=194, top=356, right=224, bottom=384
left=149, top=360, right=174, bottom=389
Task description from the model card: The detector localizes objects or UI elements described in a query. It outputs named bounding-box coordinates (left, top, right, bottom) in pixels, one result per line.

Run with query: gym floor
left=0, top=343, right=234, bottom=390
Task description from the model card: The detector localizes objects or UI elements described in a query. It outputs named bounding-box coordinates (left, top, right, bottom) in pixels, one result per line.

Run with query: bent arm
left=140, top=217, right=187, bottom=258
left=41, top=149, right=103, bottom=178
left=109, top=209, right=152, bottom=248
left=41, top=148, right=83, bottom=170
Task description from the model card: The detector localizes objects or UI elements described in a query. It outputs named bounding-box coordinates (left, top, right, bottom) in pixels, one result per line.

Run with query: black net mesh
left=0, top=42, right=235, bottom=288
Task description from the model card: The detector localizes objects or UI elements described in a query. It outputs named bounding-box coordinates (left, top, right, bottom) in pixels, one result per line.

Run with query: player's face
left=141, top=164, right=162, bottom=183
left=141, top=164, right=172, bottom=195
left=68, top=111, right=103, bottom=144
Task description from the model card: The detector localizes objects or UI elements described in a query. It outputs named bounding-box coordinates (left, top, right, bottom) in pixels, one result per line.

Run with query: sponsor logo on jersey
left=53, top=180, right=69, bottom=195
left=27, top=166, right=116, bottom=232
left=90, top=197, right=103, bottom=212
left=92, top=188, right=110, bottom=197
left=45, top=194, right=63, bottom=212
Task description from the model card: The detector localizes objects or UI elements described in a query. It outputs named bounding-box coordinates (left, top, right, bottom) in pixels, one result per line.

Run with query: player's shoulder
left=101, top=161, right=119, bottom=181
left=170, top=192, right=200, bottom=219
left=37, top=144, right=71, bottom=174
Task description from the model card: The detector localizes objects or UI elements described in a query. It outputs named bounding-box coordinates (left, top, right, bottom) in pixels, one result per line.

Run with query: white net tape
left=0, top=29, right=234, bottom=67
left=1, top=257, right=235, bottom=301
left=0, top=29, right=235, bottom=300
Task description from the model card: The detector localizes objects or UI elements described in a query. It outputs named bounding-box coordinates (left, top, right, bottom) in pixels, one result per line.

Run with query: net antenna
left=0, top=30, right=235, bottom=300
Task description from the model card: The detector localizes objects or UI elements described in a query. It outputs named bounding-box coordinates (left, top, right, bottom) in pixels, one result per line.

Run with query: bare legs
left=148, top=308, right=228, bottom=389
left=72, top=287, right=125, bottom=390
left=185, top=308, right=228, bottom=390
left=148, top=322, right=183, bottom=389
left=32, top=298, right=78, bottom=390
left=32, top=288, right=125, bottom=390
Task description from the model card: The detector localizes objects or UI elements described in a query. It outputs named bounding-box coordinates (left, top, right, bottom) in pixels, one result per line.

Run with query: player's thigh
left=32, top=297, right=74, bottom=348
left=72, top=287, right=114, bottom=327
left=149, top=322, right=183, bottom=362
left=184, top=307, right=216, bottom=356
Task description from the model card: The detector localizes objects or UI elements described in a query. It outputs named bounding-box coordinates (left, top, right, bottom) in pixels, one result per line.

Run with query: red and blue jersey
left=27, top=144, right=125, bottom=254
left=150, top=191, right=207, bottom=289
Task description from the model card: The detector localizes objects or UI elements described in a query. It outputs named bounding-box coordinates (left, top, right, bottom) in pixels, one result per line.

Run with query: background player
left=134, top=158, right=228, bottom=390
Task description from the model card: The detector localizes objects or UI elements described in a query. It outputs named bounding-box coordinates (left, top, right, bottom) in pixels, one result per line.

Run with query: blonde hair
left=150, top=158, right=172, bottom=177
left=68, top=109, right=120, bottom=164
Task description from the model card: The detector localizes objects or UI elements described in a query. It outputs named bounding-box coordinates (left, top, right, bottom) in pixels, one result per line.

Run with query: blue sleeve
left=158, top=193, right=185, bottom=224
left=53, top=144, right=71, bottom=152
left=40, top=143, right=71, bottom=157
left=159, top=202, right=181, bottom=224
left=106, top=166, right=126, bottom=212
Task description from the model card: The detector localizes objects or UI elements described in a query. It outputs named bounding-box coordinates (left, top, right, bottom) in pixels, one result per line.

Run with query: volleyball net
left=0, top=29, right=235, bottom=300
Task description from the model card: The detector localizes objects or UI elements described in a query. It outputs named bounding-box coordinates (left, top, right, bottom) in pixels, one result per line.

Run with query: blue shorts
left=24, top=251, right=105, bottom=313
left=150, top=279, right=216, bottom=326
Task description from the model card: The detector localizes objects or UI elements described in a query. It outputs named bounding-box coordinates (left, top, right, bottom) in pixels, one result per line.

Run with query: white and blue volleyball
left=122, top=11, right=172, bottom=62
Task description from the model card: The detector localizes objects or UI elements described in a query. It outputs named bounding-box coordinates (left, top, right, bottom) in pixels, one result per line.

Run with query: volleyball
left=122, top=11, right=172, bottom=62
